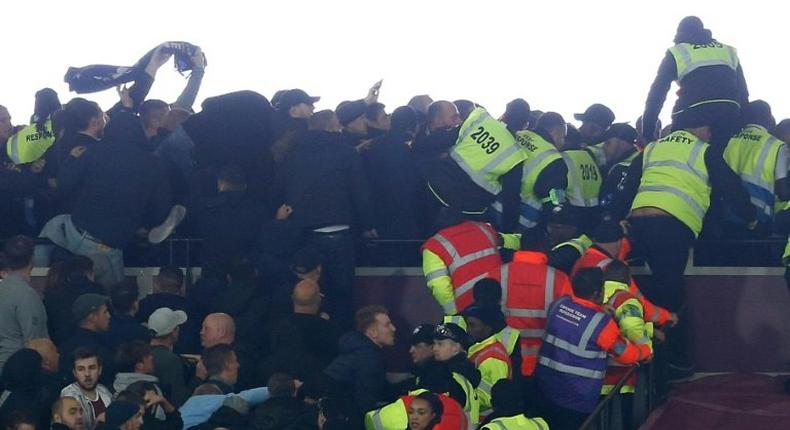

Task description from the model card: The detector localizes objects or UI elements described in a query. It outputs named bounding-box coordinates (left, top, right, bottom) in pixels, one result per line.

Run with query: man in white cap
left=147, top=308, right=190, bottom=407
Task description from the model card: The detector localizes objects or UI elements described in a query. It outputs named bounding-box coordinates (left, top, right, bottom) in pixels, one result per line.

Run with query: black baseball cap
left=275, top=89, right=320, bottom=111
left=574, top=104, right=615, bottom=128
left=433, top=323, right=471, bottom=349
left=602, top=123, right=639, bottom=144
left=593, top=219, right=624, bottom=243
left=410, top=324, right=436, bottom=346
left=72, top=294, right=109, bottom=322
left=336, top=100, right=367, bottom=126
left=548, top=205, right=581, bottom=227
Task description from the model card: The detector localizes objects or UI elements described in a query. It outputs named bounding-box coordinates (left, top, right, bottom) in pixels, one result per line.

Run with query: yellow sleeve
left=422, top=249, right=456, bottom=315
left=500, top=233, right=522, bottom=251
left=615, top=298, right=653, bottom=352
left=364, top=399, right=407, bottom=430
left=476, top=357, right=510, bottom=412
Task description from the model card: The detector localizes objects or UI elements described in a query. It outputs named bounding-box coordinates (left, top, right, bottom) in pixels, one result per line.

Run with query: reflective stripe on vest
left=514, top=130, right=564, bottom=227
left=632, top=130, right=711, bottom=236
left=501, top=266, right=555, bottom=319
left=537, top=355, right=605, bottom=379
left=669, top=42, right=738, bottom=81
left=562, top=150, right=601, bottom=207
left=595, top=258, right=613, bottom=269
left=425, top=267, right=450, bottom=282
left=450, top=108, right=526, bottom=195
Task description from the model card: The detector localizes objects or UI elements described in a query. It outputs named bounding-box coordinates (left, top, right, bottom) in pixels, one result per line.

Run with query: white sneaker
left=148, top=205, right=187, bottom=244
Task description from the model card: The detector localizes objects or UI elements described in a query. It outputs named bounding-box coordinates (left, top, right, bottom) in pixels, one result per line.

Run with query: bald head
left=200, top=313, right=236, bottom=348
left=52, top=397, right=85, bottom=430
left=427, top=101, right=461, bottom=132
left=408, top=95, right=433, bottom=114
left=27, top=338, right=59, bottom=373
left=293, top=279, right=322, bottom=314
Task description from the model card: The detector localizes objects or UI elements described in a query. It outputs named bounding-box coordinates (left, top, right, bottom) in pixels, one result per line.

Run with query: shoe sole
left=148, top=205, right=187, bottom=244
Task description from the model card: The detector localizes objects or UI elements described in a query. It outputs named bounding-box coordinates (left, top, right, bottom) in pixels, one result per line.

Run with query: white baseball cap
left=147, top=307, right=188, bottom=337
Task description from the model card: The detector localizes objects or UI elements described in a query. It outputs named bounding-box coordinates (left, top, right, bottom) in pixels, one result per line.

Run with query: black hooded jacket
left=0, top=349, right=60, bottom=429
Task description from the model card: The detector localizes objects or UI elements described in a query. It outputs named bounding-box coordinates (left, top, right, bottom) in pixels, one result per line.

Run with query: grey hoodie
left=112, top=372, right=165, bottom=420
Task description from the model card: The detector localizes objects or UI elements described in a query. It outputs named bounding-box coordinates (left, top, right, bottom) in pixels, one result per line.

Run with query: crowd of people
left=0, top=14, right=787, bottom=430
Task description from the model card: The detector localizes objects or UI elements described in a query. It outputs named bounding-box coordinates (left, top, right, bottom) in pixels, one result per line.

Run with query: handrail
left=578, top=365, right=640, bottom=430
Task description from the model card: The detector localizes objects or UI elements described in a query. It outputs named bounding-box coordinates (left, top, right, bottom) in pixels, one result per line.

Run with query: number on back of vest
left=469, top=126, right=501, bottom=155
left=580, top=164, right=598, bottom=181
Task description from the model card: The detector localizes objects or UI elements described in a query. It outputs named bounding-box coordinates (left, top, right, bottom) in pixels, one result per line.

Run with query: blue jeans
left=39, top=214, right=124, bottom=287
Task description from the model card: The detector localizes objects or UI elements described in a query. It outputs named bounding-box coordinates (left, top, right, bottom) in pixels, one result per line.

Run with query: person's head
left=574, top=104, right=615, bottom=143
left=366, top=102, right=390, bottom=131
left=154, top=266, right=184, bottom=295
left=202, top=344, right=239, bottom=386
left=115, top=341, right=154, bottom=375
left=111, top=280, right=140, bottom=317
left=408, top=392, right=443, bottom=430
left=390, top=106, right=419, bottom=137
left=453, top=100, right=476, bottom=122
left=33, top=87, right=61, bottom=121
left=276, top=89, right=320, bottom=119
left=1, top=236, right=34, bottom=277
left=267, top=373, right=297, bottom=398
left=743, top=100, right=776, bottom=130
left=409, top=324, right=436, bottom=364
left=0, top=105, right=12, bottom=142
left=774, top=119, right=790, bottom=144
left=139, top=99, right=170, bottom=137
left=292, top=246, right=323, bottom=281
left=501, top=98, right=531, bottom=132
left=73, top=294, right=111, bottom=332
left=72, top=347, right=102, bottom=391
left=52, top=397, right=85, bottom=430
left=520, top=227, right=550, bottom=253
left=674, top=16, right=712, bottom=44
left=217, top=164, right=247, bottom=193
left=432, top=323, right=469, bottom=361
left=407, top=95, right=433, bottom=114
left=336, top=100, right=368, bottom=136
left=572, top=268, right=605, bottom=303
left=226, top=257, right=257, bottom=285
left=472, top=278, right=502, bottom=308
left=104, top=400, right=144, bottom=430
left=427, top=101, right=460, bottom=132
left=5, top=411, right=36, bottom=430
left=356, top=305, right=396, bottom=347
left=192, top=383, right=223, bottom=396
left=593, top=219, right=625, bottom=257
left=603, top=259, right=631, bottom=285
left=62, top=255, right=95, bottom=284
left=292, top=279, right=322, bottom=315
left=673, top=107, right=713, bottom=142
left=120, top=381, right=159, bottom=415
left=308, top=110, right=342, bottom=133
left=535, top=112, right=567, bottom=149
left=490, top=379, right=523, bottom=416
left=26, top=338, right=60, bottom=373
left=147, top=307, right=187, bottom=346
left=1, top=349, right=43, bottom=392
left=462, top=305, right=505, bottom=342
left=602, top=123, right=638, bottom=164
left=63, top=98, right=105, bottom=139
left=200, top=313, right=236, bottom=347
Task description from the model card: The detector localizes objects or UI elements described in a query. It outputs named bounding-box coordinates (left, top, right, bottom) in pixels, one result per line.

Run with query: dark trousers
left=542, top=403, right=588, bottom=430
left=628, top=215, right=695, bottom=370
left=310, top=229, right=356, bottom=330
left=672, top=101, right=741, bottom=150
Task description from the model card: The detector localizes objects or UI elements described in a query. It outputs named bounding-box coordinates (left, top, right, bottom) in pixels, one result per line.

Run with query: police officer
left=478, top=380, right=549, bottom=430
left=431, top=323, right=481, bottom=425
left=574, top=103, right=616, bottom=167
left=546, top=206, right=593, bottom=275
left=560, top=114, right=603, bottom=233
left=610, top=110, right=756, bottom=381
left=599, top=124, right=641, bottom=209
left=642, top=16, right=749, bottom=149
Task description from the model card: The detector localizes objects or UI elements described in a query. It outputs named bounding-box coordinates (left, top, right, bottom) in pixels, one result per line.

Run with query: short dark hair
left=427, top=101, right=453, bottom=124
left=502, top=98, right=531, bottom=131
left=6, top=410, right=36, bottom=430
left=62, top=98, right=101, bottom=133
left=774, top=119, right=790, bottom=142
left=157, top=266, right=184, bottom=293
left=115, top=341, right=151, bottom=373
left=355, top=305, right=388, bottom=333
left=535, top=112, right=565, bottom=134
left=267, top=373, right=295, bottom=398
left=603, top=260, right=631, bottom=284
left=1, top=235, right=35, bottom=271
left=110, top=280, right=139, bottom=314
left=63, top=255, right=94, bottom=282
left=520, top=227, right=549, bottom=252
left=472, top=278, right=502, bottom=307
left=140, top=99, right=169, bottom=117
left=202, top=344, right=235, bottom=377
left=390, top=106, right=418, bottom=133
left=72, top=346, right=102, bottom=369
left=114, top=388, right=145, bottom=407
left=292, top=246, right=322, bottom=275
left=572, top=268, right=604, bottom=300
left=365, top=103, right=386, bottom=122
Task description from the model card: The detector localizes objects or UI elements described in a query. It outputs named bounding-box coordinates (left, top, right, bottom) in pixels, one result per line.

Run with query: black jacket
left=364, top=130, right=421, bottom=239
left=274, top=130, right=374, bottom=231
left=44, top=274, right=104, bottom=346
left=106, top=313, right=151, bottom=350
left=0, top=349, right=61, bottom=429
left=58, top=111, right=172, bottom=248
left=417, top=353, right=480, bottom=412
left=248, top=397, right=316, bottom=430
left=323, top=332, right=386, bottom=415
left=643, top=34, right=749, bottom=140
